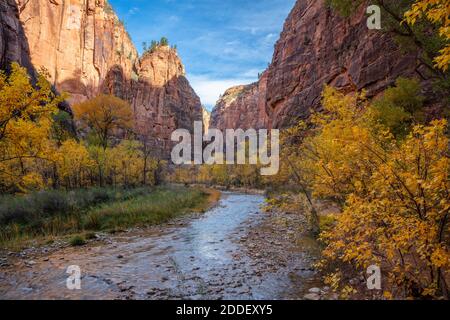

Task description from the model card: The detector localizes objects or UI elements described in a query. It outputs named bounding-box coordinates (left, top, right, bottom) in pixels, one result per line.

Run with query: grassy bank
left=0, top=186, right=220, bottom=249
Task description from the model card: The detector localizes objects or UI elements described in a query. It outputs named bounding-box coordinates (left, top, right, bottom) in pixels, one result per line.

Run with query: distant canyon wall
left=210, top=71, right=268, bottom=131
left=210, top=0, right=420, bottom=130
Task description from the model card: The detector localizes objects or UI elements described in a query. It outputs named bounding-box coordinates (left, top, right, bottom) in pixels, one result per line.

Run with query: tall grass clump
left=81, top=187, right=208, bottom=231
left=0, top=187, right=152, bottom=244
left=0, top=186, right=213, bottom=247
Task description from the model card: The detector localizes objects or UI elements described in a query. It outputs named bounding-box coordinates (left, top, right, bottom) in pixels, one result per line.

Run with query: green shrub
left=319, top=214, right=336, bottom=233
left=370, top=77, right=425, bottom=138
left=84, top=232, right=97, bottom=240
left=69, top=235, right=86, bottom=246
left=0, top=186, right=210, bottom=247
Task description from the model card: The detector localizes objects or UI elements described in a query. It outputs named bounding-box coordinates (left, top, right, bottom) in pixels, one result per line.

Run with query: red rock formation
left=132, top=46, right=202, bottom=156
left=265, top=0, right=420, bottom=128
left=15, top=0, right=139, bottom=105
left=210, top=71, right=268, bottom=131
left=212, top=0, right=420, bottom=130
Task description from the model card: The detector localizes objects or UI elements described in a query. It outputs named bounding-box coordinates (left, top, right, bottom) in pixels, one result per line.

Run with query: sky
left=109, top=0, right=296, bottom=110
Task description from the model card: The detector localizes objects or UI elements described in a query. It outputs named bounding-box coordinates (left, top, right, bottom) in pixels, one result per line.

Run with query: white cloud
left=128, top=7, right=140, bottom=15
left=168, top=15, right=180, bottom=23
left=187, top=74, right=256, bottom=110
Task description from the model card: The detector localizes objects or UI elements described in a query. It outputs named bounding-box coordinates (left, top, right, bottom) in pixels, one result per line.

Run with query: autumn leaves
left=0, top=64, right=160, bottom=192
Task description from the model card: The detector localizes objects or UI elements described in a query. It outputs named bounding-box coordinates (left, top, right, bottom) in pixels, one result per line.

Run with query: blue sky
left=109, top=0, right=296, bottom=110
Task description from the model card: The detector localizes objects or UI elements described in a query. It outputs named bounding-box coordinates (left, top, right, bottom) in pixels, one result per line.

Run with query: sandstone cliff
left=202, top=107, right=211, bottom=133
left=14, top=0, right=139, bottom=105
left=210, top=71, right=268, bottom=131
left=1, top=0, right=202, bottom=157
left=211, top=0, right=420, bottom=130
left=131, top=46, right=202, bottom=155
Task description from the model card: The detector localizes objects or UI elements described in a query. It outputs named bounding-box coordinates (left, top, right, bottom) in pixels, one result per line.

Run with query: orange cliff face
left=16, top=0, right=139, bottom=105
left=0, top=0, right=203, bottom=157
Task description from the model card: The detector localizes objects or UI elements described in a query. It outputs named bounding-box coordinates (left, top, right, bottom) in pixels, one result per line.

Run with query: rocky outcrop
left=131, top=46, right=202, bottom=156
left=212, top=0, right=420, bottom=129
left=210, top=71, right=268, bottom=131
left=1, top=0, right=203, bottom=158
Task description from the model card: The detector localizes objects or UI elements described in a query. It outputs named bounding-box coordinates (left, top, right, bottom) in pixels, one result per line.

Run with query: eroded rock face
left=265, top=0, right=419, bottom=128
left=210, top=71, right=268, bottom=131
left=1, top=0, right=203, bottom=158
left=132, top=46, right=202, bottom=156
left=15, top=0, right=139, bottom=105
left=212, top=0, right=419, bottom=130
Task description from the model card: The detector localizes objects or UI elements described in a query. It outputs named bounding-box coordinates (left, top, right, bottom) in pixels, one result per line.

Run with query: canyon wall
left=211, top=0, right=420, bottom=130
left=202, top=107, right=211, bottom=134
left=210, top=71, right=268, bottom=131
left=0, top=0, right=203, bottom=158
left=16, top=0, right=139, bottom=105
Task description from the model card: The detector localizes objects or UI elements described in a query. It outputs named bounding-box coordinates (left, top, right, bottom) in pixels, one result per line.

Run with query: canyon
left=0, top=0, right=202, bottom=156
left=0, top=0, right=434, bottom=151
left=210, top=0, right=421, bottom=131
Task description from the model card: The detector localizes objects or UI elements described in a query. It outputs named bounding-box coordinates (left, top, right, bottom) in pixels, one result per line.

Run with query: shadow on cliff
left=0, top=0, right=74, bottom=121
left=0, top=0, right=35, bottom=76
left=58, top=64, right=202, bottom=129
left=57, top=65, right=135, bottom=103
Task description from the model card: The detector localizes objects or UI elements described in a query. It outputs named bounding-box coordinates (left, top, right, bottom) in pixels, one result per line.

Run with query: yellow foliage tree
left=73, top=94, right=133, bottom=150
left=405, top=0, right=450, bottom=71
left=304, top=86, right=450, bottom=298
left=56, top=139, right=95, bottom=188
left=106, top=140, right=158, bottom=187
left=0, top=63, right=62, bottom=192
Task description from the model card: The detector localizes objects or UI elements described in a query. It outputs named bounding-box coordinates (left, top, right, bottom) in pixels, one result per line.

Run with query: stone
left=303, top=293, right=320, bottom=300
left=210, top=72, right=268, bottom=131
left=308, top=287, right=321, bottom=294
left=132, top=46, right=203, bottom=157
left=329, top=293, right=339, bottom=300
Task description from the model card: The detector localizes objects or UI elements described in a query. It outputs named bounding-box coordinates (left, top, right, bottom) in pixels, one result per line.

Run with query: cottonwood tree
left=310, top=86, right=449, bottom=299
left=0, top=63, right=63, bottom=192
left=405, top=0, right=450, bottom=71
left=73, top=94, right=133, bottom=150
